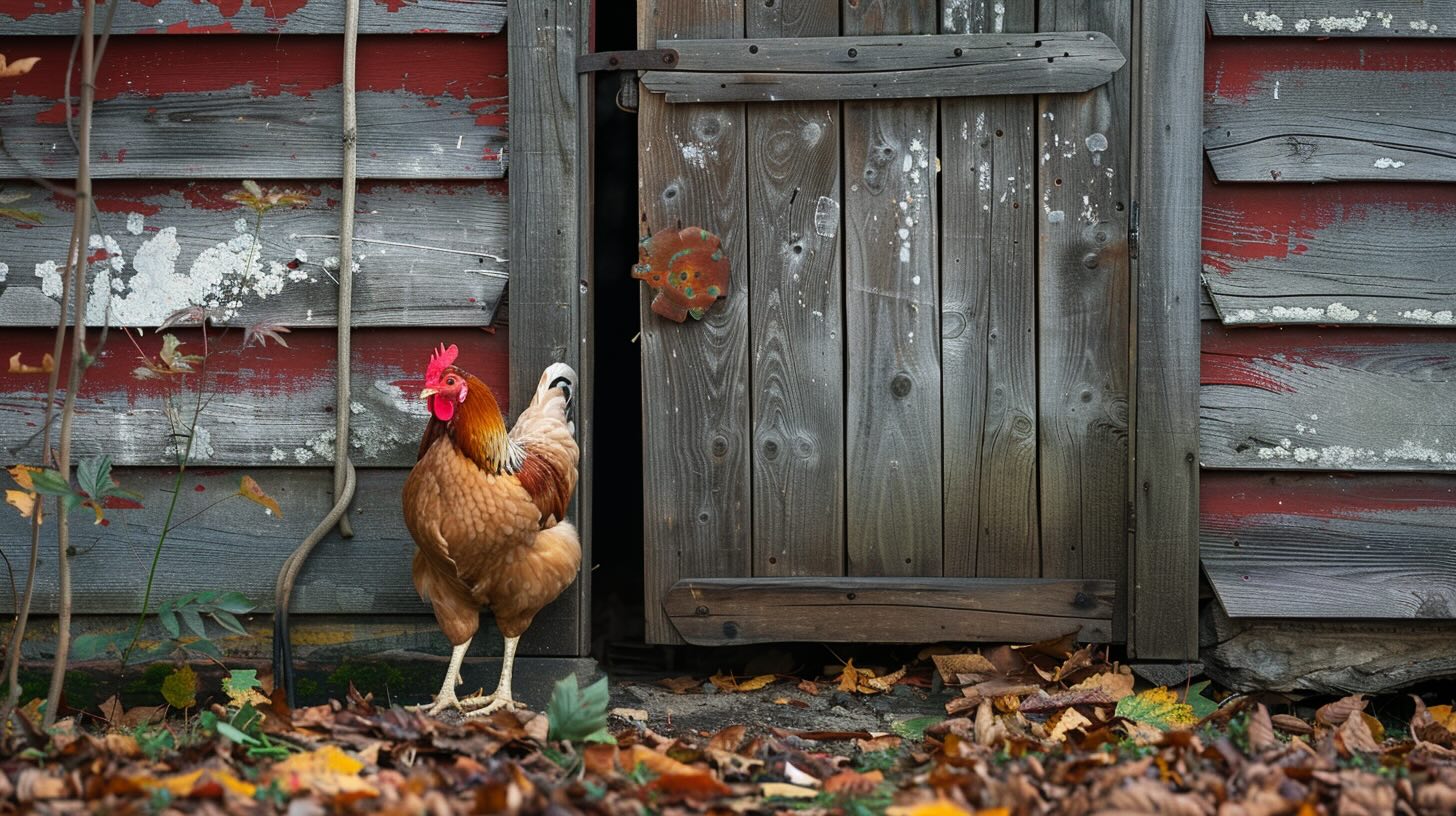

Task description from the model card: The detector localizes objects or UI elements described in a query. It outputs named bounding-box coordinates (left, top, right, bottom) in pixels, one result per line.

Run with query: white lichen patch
left=1314, top=12, right=1371, bottom=32
left=677, top=138, right=717, bottom=170
left=814, top=196, right=839, bottom=238
left=1047, top=210, right=1065, bottom=223
left=1223, top=302, right=1362, bottom=323
left=1243, top=10, right=1284, bottom=31
left=166, top=421, right=215, bottom=462
left=270, top=447, right=288, bottom=462
left=34, top=260, right=63, bottom=297
left=1373, top=157, right=1407, bottom=169
left=1399, top=308, right=1456, bottom=325
left=1294, top=17, right=1311, bottom=32
left=126, top=212, right=145, bottom=235
left=1085, top=132, right=1108, bottom=166
left=1410, top=19, right=1439, bottom=32
left=0, top=262, right=8, bottom=282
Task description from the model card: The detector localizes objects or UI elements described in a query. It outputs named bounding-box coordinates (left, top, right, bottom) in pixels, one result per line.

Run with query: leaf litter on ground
left=5, top=644, right=1456, bottom=815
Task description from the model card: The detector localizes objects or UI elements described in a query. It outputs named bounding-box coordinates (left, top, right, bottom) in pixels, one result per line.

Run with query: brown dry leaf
left=707, top=724, right=746, bottom=753
left=863, top=665, right=908, bottom=693
left=1337, top=708, right=1382, bottom=755
left=1271, top=713, right=1313, bottom=735
left=973, top=699, right=997, bottom=746
left=266, top=745, right=379, bottom=799
left=1413, top=697, right=1456, bottom=747
left=656, top=676, right=702, bottom=694
left=15, top=769, right=67, bottom=802
left=1431, top=704, right=1456, bottom=729
left=645, top=770, right=731, bottom=801
left=103, top=732, right=142, bottom=758
left=627, top=744, right=698, bottom=777
left=1416, top=783, right=1456, bottom=814
left=1360, top=711, right=1385, bottom=742
left=133, top=768, right=257, bottom=800
left=1315, top=693, right=1367, bottom=727
left=856, top=734, right=902, bottom=753
left=760, top=782, right=819, bottom=799
left=8, top=352, right=53, bottom=374
left=797, top=679, right=820, bottom=696
left=0, top=54, right=42, bottom=79
left=824, top=768, right=884, bottom=796
left=582, top=743, right=619, bottom=776
left=839, top=659, right=870, bottom=693
left=1070, top=669, right=1135, bottom=702
left=239, top=475, right=283, bottom=519
left=610, top=707, right=648, bottom=722
left=709, top=673, right=776, bottom=693
left=1247, top=704, right=1278, bottom=752
left=931, top=653, right=997, bottom=684
left=707, top=747, right=763, bottom=777
left=1048, top=708, right=1093, bottom=743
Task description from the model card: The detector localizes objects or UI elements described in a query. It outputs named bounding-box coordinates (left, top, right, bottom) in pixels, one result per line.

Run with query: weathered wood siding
left=1199, top=8, right=1456, bottom=621
left=0, top=4, right=588, bottom=658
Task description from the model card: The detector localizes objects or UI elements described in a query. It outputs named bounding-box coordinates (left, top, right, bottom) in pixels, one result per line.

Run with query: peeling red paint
left=1207, top=39, right=1456, bottom=101
left=375, top=0, right=411, bottom=11
left=1202, top=472, right=1456, bottom=522
left=181, top=186, right=244, bottom=212
left=164, top=19, right=241, bottom=33
left=8, top=36, right=507, bottom=103
left=0, top=0, right=72, bottom=22
left=1202, top=324, right=1456, bottom=392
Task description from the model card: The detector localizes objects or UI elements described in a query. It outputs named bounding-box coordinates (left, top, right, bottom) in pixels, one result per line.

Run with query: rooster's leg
left=408, top=638, right=472, bottom=715
left=461, top=635, right=525, bottom=716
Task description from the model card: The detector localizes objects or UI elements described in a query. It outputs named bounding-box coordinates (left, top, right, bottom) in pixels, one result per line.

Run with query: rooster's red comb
left=425, top=343, right=459, bottom=384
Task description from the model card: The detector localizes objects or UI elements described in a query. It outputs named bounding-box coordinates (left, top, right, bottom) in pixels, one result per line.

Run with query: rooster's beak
left=419, top=388, right=439, bottom=399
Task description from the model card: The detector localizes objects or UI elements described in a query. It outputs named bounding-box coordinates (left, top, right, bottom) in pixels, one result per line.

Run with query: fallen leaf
left=610, top=707, right=649, bottom=722
left=582, top=743, right=619, bottom=776
left=1247, top=704, right=1278, bottom=752
left=644, top=770, right=731, bottom=801
left=0, top=54, right=42, bottom=79
left=133, top=768, right=257, bottom=800
left=1070, top=669, right=1135, bottom=702
left=709, top=673, right=776, bottom=693
left=931, top=653, right=997, bottom=684
left=627, top=744, right=698, bottom=777
left=239, top=475, right=283, bottom=519
left=1315, top=693, right=1367, bottom=727
left=1048, top=708, right=1094, bottom=743
left=863, top=665, right=908, bottom=693
left=707, top=724, right=746, bottom=753
left=856, top=734, right=902, bottom=753
left=760, top=782, right=819, bottom=799
left=1271, top=713, right=1313, bottom=735
left=223, top=669, right=270, bottom=709
left=839, top=659, right=869, bottom=693
left=266, top=745, right=378, bottom=799
left=656, top=676, right=701, bottom=694
left=784, top=761, right=820, bottom=787
left=1338, top=710, right=1381, bottom=755
left=161, top=665, right=198, bottom=710
left=8, top=352, right=53, bottom=374
left=1115, top=686, right=1198, bottom=731
left=797, top=679, right=820, bottom=696
left=15, top=769, right=67, bottom=801
left=824, top=768, right=884, bottom=795
left=888, top=797, right=977, bottom=816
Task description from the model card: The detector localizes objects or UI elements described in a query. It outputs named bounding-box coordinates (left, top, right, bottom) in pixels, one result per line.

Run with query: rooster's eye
left=446, top=377, right=456, bottom=386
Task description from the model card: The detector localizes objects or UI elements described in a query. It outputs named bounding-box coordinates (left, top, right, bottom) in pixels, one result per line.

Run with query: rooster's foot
left=461, top=694, right=524, bottom=717
left=408, top=689, right=473, bottom=717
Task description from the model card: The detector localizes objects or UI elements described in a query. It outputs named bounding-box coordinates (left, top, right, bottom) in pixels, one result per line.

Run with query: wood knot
left=890, top=374, right=913, bottom=398
left=695, top=605, right=709, bottom=616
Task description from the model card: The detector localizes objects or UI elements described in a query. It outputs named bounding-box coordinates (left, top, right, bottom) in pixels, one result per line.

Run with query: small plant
left=546, top=673, right=615, bottom=745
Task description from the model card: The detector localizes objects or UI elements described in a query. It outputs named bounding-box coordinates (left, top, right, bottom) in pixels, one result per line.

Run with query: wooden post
left=1128, top=0, right=1202, bottom=659
left=508, top=0, right=592, bottom=655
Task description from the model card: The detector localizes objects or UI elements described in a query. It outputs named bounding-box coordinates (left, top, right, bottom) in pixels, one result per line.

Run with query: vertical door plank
left=843, top=0, right=942, bottom=576
left=638, top=0, right=751, bottom=643
left=1130, top=0, right=1201, bottom=659
left=748, top=0, right=845, bottom=577
left=508, top=0, right=591, bottom=653
left=1036, top=1, right=1132, bottom=622
left=940, top=0, right=1038, bottom=577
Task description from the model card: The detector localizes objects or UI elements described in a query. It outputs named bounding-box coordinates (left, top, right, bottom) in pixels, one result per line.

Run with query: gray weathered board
left=1037, top=0, right=1131, bottom=616
left=1205, top=2, right=1455, bottom=37
left=746, top=0, right=845, bottom=577
left=1203, top=192, right=1456, bottom=327
left=0, top=327, right=508, bottom=467
left=0, top=468, right=572, bottom=634
left=637, top=0, right=752, bottom=644
left=664, top=577, right=1115, bottom=644
left=0, top=181, right=506, bottom=328
left=1200, top=329, right=1456, bottom=472
left=1130, top=0, right=1202, bottom=659
left=640, top=31, right=1125, bottom=103
left=939, top=0, right=1038, bottom=578
left=844, top=0, right=942, bottom=577
left=1201, top=473, right=1456, bottom=619
left=2, top=0, right=506, bottom=35
left=1205, top=69, right=1456, bottom=182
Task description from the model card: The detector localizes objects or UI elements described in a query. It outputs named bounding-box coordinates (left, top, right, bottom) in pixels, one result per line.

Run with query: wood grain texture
left=1202, top=604, right=1456, bottom=694
left=0, top=327, right=508, bottom=467
left=664, top=577, right=1115, bottom=644
left=1204, top=40, right=1456, bottom=182
left=747, top=0, right=844, bottom=577
left=1200, top=325, right=1456, bottom=472
left=843, top=0, right=942, bottom=577
left=940, top=0, right=1037, bottom=578
left=1037, top=0, right=1130, bottom=601
left=2, top=0, right=505, bottom=34
left=1205, top=2, right=1456, bottom=37
left=640, top=31, right=1125, bottom=102
left=1130, top=2, right=1201, bottom=659
left=1203, top=183, right=1456, bottom=326
left=0, top=37, right=507, bottom=179
left=1201, top=472, right=1456, bottom=619
left=508, top=0, right=589, bottom=655
left=637, top=0, right=751, bottom=644
left=0, top=180, right=507, bottom=327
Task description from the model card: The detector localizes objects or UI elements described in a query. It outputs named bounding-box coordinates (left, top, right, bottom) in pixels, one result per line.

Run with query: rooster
left=402, top=343, right=580, bottom=717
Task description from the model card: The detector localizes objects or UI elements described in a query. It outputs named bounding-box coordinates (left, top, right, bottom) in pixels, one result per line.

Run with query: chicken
left=401, top=343, right=580, bottom=717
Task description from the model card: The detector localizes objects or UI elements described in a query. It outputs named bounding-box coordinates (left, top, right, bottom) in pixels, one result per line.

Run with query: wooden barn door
left=633, top=0, right=1149, bottom=649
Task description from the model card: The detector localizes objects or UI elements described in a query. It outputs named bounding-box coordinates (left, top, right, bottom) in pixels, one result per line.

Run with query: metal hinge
left=1128, top=200, right=1141, bottom=260
left=576, top=48, right=679, bottom=74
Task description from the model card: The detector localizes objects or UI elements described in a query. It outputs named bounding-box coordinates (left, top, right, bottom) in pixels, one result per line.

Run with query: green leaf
left=213, top=592, right=257, bottom=614
left=199, top=710, right=219, bottom=730
left=546, top=673, right=615, bottom=745
left=1183, top=680, right=1219, bottom=720
left=216, top=721, right=261, bottom=746
left=179, top=606, right=207, bottom=638
left=59, top=493, right=82, bottom=516
left=29, top=468, right=74, bottom=497
left=1115, top=686, right=1199, bottom=732
left=209, top=610, right=247, bottom=637
left=158, top=604, right=181, bottom=639
left=161, top=665, right=197, bottom=709
left=890, top=715, right=942, bottom=741
left=71, top=632, right=126, bottom=661
left=76, top=455, right=110, bottom=502
left=182, top=638, right=222, bottom=660
left=223, top=669, right=262, bottom=702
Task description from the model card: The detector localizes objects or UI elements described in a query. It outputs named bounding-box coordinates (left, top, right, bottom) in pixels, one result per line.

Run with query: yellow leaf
left=5, top=489, right=39, bottom=522
left=8, top=465, right=40, bottom=491
left=838, top=659, right=866, bottom=693
left=1048, top=708, right=1093, bottom=743
left=0, top=54, right=42, bottom=79
left=267, top=745, right=378, bottom=799
left=1072, top=669, right=1135, bottom=702
left=627, top=744, right=698, bottom=777
left=1430, top=704, right=1456, bottom=730
left=8, top=352, right=54, bottom=374
left=760, top=782, right=819, bottom=799
left=864, top=665, right=908, bottom=693
left=135, top=768, right=257, bottom=799
left=239, top=475, right=283, bottom=519
left=887, top=797, right=977, bottom=816
left=1115, top=686, right=1198, bottom=731
left=161, top=665, right=197, bottom=709
left=736, top=673, right=777, bottom=692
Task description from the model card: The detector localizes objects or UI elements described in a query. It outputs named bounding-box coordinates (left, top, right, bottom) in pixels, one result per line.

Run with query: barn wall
left=0, top=0, right=585, bottom=659
left=1198, top=7, right=1456, bottom=621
